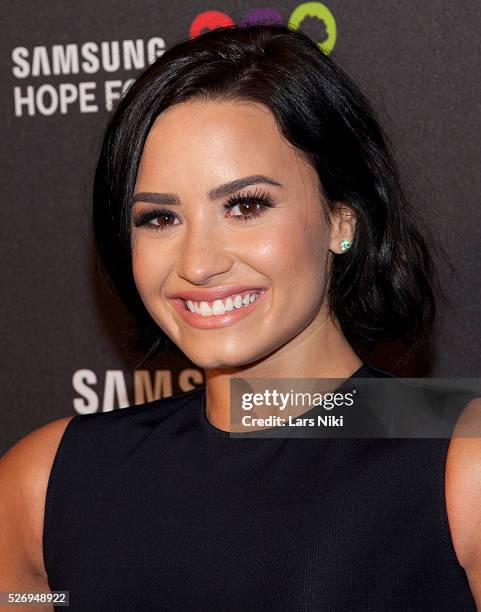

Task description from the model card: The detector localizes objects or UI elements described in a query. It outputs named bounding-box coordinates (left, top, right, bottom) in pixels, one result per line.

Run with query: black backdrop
left=2, top=0, right=480, bottom=455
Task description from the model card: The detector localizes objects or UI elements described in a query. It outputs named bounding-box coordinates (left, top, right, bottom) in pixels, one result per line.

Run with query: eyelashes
left=223, top=188, right=276, bottom=220
left=131, top=187, right=277, bottom=231
left=132, top=208, right=177, bottom=230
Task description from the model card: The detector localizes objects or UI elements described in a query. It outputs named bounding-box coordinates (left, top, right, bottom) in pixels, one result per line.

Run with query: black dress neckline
left=198, top=362, right=378, bottom=437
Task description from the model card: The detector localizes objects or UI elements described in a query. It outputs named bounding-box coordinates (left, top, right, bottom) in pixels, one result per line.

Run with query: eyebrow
left=132, top=174, right=283, bottom=206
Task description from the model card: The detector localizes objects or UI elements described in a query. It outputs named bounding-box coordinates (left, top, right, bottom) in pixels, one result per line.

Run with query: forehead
left=136, top=99, right=316, bottom=190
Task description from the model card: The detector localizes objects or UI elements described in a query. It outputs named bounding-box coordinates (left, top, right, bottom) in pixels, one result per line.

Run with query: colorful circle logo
left=288, top=2, right=336, bottom=54
left=190, top=2, right=337, bottom=54
left=190, top=11, right=235, bottom=39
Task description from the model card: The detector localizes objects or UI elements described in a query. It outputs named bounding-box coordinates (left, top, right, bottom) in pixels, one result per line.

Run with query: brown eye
left=223, top=188, right=277, bottom=222
left=151, top=212, right=179, bottom=227
left=132, top=208, right=180, bottom=230
left=227, top=201, right=262, bottom=218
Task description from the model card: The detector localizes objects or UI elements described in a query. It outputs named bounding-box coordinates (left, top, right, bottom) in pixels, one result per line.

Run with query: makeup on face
left=131, top=178, right=280, bottom=232
left=130, top=99, right=333, bottom=368
left=169, top=288, right=268, bottom=330
left=131, top=176, right=279, bottom=330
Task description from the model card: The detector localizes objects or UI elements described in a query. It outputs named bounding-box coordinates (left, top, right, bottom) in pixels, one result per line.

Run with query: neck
left=204, top=312, right=363, bottom=432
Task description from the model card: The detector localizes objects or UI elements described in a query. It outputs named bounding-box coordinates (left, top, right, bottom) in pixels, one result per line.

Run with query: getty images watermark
left=227, top=376, right=481, bottom=438
left=240, top=386, right=354, bottom=428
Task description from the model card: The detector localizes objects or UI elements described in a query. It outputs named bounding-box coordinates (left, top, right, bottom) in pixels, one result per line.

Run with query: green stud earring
left=339, top=239, right=351, bottom=252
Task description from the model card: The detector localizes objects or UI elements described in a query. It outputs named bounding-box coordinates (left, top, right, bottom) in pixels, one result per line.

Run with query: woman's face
left=131, top=99, right=345, bottom=368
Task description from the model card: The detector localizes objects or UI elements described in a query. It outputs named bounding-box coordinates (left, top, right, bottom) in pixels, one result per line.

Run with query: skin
left=0, top=99, right=480, bottom=609
left=131, top=99, right=362, bottom=431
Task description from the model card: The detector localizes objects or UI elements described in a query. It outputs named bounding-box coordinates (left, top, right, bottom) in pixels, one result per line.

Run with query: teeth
left=199, top=302, right=212, bottom=316
left=212, top=299, right=225, bottom=315
left=184, top=292, right=261, bottom=316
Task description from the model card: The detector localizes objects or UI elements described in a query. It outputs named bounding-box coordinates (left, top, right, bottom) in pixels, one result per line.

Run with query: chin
left=183, top=346, right=259, bottom=371
left=187, top=354, right=247, bottom=370
left=181, top=332, right=293, bottom=370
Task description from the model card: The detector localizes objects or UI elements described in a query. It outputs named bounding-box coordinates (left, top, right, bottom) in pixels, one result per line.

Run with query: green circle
left=288, top=2, right=337, bottom=55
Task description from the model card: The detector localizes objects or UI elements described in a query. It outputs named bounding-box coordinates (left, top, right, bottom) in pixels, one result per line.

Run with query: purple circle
left=239, top=8, right=284, bottom=27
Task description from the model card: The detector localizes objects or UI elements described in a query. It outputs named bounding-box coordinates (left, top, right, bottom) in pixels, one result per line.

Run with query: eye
left=132, top=208, right=180, bottom=230
left=223, top=188, right=277, bottom=222
left=131, top=187, right=277, bottom=231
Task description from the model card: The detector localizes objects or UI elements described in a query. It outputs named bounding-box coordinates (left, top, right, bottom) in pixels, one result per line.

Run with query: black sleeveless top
left=43, top=363, right=476, bottom=611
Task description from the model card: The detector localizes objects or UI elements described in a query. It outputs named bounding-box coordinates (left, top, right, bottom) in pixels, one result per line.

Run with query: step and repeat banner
left=1, top=1, right=480, bottom=454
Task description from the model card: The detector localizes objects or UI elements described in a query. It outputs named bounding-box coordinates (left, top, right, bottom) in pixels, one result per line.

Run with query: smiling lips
left=186, top=289, right=261, bottom=315
left=170, top=288, right=267, bottom=329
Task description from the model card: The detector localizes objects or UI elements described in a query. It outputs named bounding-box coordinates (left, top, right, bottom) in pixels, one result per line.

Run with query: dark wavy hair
left=93, top=24, right=447, bottom=367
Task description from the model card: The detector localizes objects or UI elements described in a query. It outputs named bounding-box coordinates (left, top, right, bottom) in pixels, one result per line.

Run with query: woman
left=1, top=24, right=480, bottom=611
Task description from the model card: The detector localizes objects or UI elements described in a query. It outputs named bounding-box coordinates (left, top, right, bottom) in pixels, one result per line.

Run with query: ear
left=328, top=202, right=357, bottom=254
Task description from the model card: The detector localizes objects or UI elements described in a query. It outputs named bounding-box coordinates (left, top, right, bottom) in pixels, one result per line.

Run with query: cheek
left=131, top=236, right=169, bottom=299
left=254, top=214, right=327, bottom=286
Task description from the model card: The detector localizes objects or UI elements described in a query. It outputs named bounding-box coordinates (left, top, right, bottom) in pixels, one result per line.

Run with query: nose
left=176, top=223, right=233, bottom=285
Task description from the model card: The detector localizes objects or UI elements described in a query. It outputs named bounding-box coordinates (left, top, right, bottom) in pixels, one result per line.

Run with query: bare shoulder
left=0, top=416, right=75, bottom=587
left=445, top=396, right=481, bottom=607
